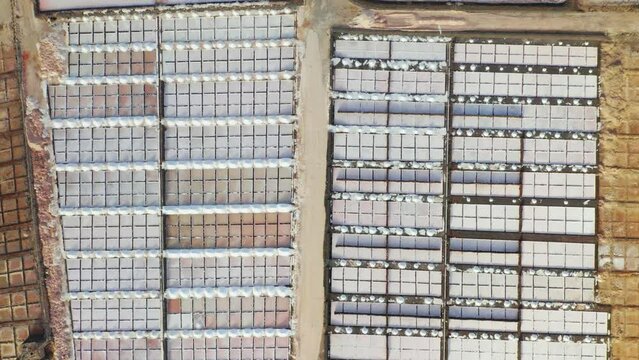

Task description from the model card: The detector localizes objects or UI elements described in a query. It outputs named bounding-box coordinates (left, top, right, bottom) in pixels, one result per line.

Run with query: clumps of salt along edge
left=164, top=286, right=293, bottom=299
left=58, top=204, right=295, bottom=216
left=331, top=91, right=448, bottom=103
left=331, top=57, right=447, bottom=72
left=336, top=33, right=451, bottom=43
left=331, top=225, right=442, bottom=237
left=50, top=116, right=158, bottom=128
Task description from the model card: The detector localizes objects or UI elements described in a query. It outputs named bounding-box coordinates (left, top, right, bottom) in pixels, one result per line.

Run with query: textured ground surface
left=0, top=3, right=49, bottom=360
left=597, top=33, right=639, bottom=360
left=0, top=0, right=638, bottom=359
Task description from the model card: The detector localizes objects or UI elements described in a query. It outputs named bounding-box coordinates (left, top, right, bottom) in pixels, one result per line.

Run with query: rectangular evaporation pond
left=328, top=33, right=450, bottom=359
left=47, top=8, right=298, bottom=360
left=159, top=7, right=297, bottom=357
left=50, top=14, right=164, bottom=360
left=447, top=37, right=605, bottom=360
left=328, top=32, right=608, bottom=360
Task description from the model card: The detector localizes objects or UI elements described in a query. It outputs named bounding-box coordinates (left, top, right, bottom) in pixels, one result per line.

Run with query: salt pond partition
left=327, top=32, right=608, bottom=360
left=48, top=7, right=299, bottom=359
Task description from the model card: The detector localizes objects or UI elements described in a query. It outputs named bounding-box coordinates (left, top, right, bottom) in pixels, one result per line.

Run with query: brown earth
left=598, top=33, right=639, bottom=360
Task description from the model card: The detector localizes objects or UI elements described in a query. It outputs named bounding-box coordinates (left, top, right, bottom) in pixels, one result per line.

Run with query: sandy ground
left=292, top=1, right=639, bottom=360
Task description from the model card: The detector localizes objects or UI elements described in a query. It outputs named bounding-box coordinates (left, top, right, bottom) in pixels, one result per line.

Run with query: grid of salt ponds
left=328, top=33, right=608, bottom=360
left=48, top=8, right=297, bottom=360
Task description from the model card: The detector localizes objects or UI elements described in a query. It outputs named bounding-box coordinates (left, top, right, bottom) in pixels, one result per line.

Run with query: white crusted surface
left=162, top=159, right=294, bottom=170
left=72, top=331, right=162, bottom=340
left=58, top=206, right=162, bottom=216
left=456, top=162, right=597, bottom=173
left=332, top=57, right=447, bottom=71
left=64, top=250, right=162, bottom=259
left=332, top=225, right=442, bottom=237
left=162, top=71, right=295, bottom=83
left=59, top=204, right=294, bottom=216
left=332, top=160, right=442, bottom=169
left=64, top=43, right=156, bottom=53
left=164, top=286, right=293, bottom=299
left=162, top=115, right=296, bottom=127
left=50, top=116, right=159, bottom=128
left=331, top=91, right=448, bottom=103
left=336, top=33, right=451, bottom=43
left=329, top=125, right=446, bottom=135
left=56, top=75, right=157, bottom=86
left=164, top=328, right=294, bottom=339
left=164, top=247, right=294, bottom=258
left=55, top=162, right=159, bottom=172
left=162, top=204, right=295, bottom=215
left=161, top=39, right=296, bottom=51
left=57, top=7, right=294, bottom=21
left=331, top=192, right=443, bottom=203
left=64, top=290, right=161, bottom=300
